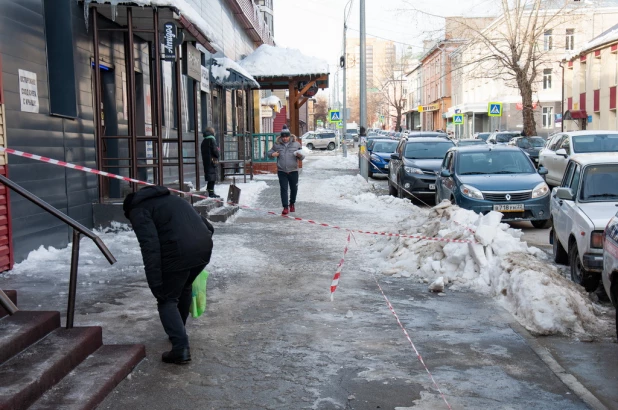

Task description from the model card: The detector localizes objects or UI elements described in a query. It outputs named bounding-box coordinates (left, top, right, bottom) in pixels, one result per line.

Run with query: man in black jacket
left=123, top=186, right=214, bottom=364
left=200, top=126, right=221, bottom=199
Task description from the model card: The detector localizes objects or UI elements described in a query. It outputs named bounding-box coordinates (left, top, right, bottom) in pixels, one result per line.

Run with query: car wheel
left=388, top=177, right=397, bottom=196
left=551, top=229, right=568, bottom=265
left=327, top=142, right=335, bottom=150
left=612, top=279, right=618, bottom=340
left=569, top=243, right=599, bottom=292
left=397, top=177, right=406, bottom=199
left=531, top=219, right=551, bottom=229
left=368, top=167, right=374, bottom=178
left=450, top=196, right=456, bottom=206
left=434, top=189, right=440, bottom=205
left=307, top=143, right=314, bottom=150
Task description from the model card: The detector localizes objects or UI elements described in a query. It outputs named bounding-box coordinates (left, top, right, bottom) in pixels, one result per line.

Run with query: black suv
left=388, top=137, right=455, bottom=199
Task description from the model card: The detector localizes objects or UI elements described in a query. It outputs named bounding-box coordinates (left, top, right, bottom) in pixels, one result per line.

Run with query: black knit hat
left=281, top=129, right=291, bottom=136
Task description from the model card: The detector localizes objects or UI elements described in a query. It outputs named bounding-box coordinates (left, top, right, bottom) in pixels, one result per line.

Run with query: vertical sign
left=18, top=69, right=39, bottom=113
left=201, top=66, right=210, bottom=92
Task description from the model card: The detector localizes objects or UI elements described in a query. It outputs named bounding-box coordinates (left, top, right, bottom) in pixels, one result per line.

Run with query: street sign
left=453, top=114, right=464, bottom=125
left=488, top=102, right=503, bottom=117
left=454, top=109, right=461, bottom=114
left=328, top=110, right=341, bottom=122
left=336, top=121, right=343, bottom=129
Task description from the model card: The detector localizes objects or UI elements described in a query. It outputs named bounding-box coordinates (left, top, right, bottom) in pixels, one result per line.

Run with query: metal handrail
left=0, top=174, right=116, bottom=328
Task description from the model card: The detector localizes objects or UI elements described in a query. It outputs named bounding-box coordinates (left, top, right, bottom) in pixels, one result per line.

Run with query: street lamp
left=341, top=0, right=353, bottom=150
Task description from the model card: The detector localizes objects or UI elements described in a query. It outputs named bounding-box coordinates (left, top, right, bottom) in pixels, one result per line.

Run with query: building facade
left=0, top=0, right=273, bottom=264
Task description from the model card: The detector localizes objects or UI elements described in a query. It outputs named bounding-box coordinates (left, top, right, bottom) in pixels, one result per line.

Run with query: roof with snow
left=211, top=57, right=260, bottom=89
left=565, top=22, right=618, bottom=60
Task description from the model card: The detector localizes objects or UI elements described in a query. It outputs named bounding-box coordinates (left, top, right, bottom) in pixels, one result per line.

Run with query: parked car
left=457, top=139, right=487, bottom=147
left=487, top=131, right=521, bottom=145
left=550, top=153, right=618, bottom=291
left=508, top=136, right=546, bottom=166
left=405, top=131, right=449, bottom=139
left=301, top=131, right=337, bottom=150
left=388, top=137, right=455, bottom=199
left=602, top=210, right=618, bottom=337
left=435, top=145, right=551, bottom=227
left=539, top=131, right=618, bottom=187
left=474, top=132, right=491, bottom=142
left=367, top=139, right=399, bottom=178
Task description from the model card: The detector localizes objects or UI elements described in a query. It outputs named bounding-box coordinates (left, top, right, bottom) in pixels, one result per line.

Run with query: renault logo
left=505, top=194, right=511, bottom=201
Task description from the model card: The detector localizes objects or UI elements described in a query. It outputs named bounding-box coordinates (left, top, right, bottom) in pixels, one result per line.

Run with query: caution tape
left=0, top=147, right=476, bottom=245
left=329, top=232, right=351, bottom=301
left=371, top=270, right=452, bottom=409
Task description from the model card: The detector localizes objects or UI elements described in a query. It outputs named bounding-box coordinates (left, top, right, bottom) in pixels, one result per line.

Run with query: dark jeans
left=277, top=170, right=299, bottom=207
left=207, top=180, right=215, bottom=193
left=155, top=264, right=205, bottom=351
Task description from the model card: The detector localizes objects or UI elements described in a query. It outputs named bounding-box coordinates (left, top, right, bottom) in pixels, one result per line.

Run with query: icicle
left=111, top=4, right=117, bottom=21
left=83, top=0, right=91, bottom=32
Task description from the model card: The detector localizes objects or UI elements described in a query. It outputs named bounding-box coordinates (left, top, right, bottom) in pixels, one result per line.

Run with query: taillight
left=591, top=231, right=603, bottom=249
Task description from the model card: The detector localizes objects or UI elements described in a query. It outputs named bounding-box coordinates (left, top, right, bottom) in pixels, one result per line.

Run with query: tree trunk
left=518, top=75, right=537, bottom=137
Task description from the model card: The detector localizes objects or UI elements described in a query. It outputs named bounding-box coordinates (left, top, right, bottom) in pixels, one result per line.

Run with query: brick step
left=0, top=326, right=102, bottom=410
left=29, top=344, right=145, bottom=410
left=0, top=311, right=60, bottom=365
left=0, top=290, right=17, bottom=319
left=208, top=205, right=240, bottom=222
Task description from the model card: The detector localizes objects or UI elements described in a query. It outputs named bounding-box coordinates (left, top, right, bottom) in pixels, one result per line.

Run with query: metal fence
left=252, top=133, right=277, bottom=163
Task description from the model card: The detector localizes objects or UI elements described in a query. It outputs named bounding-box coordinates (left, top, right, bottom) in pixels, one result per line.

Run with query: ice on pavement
left=4, top=151, right=612, bottom=338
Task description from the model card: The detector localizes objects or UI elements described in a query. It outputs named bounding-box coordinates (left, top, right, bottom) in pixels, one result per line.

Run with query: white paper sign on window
left=18, top=69, right=39, bottom=113
left=201, top=66, right=210, bottom=92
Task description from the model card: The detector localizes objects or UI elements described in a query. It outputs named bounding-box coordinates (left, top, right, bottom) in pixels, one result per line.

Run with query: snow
left=565, top=23, right=618, bottom=61
left=238, top=44, right=329, bottom=78
left=212, top=57, right=260, bottom=89
left=83, top=0, right=221, bottom=51
left=3, top=152, right=612, bottom=339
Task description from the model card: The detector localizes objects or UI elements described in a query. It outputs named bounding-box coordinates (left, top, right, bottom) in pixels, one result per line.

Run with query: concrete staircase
left=0, top=290, right=144, bottom=410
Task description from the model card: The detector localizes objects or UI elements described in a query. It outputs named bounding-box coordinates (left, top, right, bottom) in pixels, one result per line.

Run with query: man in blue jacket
left=268, top=128, right=305, bottom=215
left=123, top=186, right=214, bottom=364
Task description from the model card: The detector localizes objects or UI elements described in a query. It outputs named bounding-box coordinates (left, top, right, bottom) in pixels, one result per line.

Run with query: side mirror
left=538, top=166, right=548, bottom=175
left=555, top=187, right=574, bottom=201
left=390, top=153, right=401, bottom=160
left=555, top=148, right=568, bottom=158
left=440, top=169, right=452, bottom=178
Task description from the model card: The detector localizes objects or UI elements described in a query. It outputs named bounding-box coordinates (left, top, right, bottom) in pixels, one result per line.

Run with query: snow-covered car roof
left=568, top=152, right=618, bottom=166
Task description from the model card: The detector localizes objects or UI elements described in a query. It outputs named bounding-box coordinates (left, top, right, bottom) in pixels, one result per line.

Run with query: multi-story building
left=563, top=23, right=618, bottom=131
left=404, top=63, right=423, bottom=130
left=451, top=6, right=618, bottom=138
left=0, top=0, right=274, bottom=264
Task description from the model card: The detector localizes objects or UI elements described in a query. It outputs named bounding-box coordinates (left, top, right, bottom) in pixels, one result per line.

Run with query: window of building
left=580, top=61, right=587, bottom=91
left=594, top=58, right=601, bottom=89
left=543, top=68, right=552, bottom=89
left=565, top=29, right=575, bottom=51
left=544, top=30, right=553, bottom=51
left=543, top=106, right=554, bottom=128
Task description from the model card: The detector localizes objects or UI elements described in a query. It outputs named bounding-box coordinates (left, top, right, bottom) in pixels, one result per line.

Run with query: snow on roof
left=238, top=44, right=329, bottom=78
left=212, top=57, right=260, bottom=88
left=84, top=0, right=222, bottom=51
left=260, top=95, right=282, bottom=107
left=565, top=22, right=618, bottom=61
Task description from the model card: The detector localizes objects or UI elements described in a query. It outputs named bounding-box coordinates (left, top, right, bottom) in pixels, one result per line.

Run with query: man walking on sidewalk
left=268, top=128, right=305, bottom=215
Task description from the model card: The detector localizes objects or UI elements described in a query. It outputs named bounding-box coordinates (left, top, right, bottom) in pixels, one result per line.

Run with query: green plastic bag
left=190, top=269, right=209, bottom=318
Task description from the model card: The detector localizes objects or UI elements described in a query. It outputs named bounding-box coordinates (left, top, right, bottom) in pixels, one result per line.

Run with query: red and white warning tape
left=329, top=232, right=351, bottom=301
left=371, top=271, right=452, bottom=409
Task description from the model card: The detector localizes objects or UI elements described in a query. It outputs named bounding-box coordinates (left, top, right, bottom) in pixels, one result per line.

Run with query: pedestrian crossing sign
left=336, top=121, right=343, bottom=129
left=453, top=114, right=464, bottom=124
left=328, top=110, right=341, bottom=122
left=488, top=102, right=502, bottom=117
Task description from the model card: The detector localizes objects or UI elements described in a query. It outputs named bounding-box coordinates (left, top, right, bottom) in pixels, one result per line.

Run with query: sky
left=4, top=148, right=614, bottom=340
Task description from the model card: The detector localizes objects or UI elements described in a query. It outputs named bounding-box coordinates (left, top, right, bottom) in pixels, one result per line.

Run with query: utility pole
left=341, top=17, right=347, bottom=150
left=359, top=0, right=368, bottom=180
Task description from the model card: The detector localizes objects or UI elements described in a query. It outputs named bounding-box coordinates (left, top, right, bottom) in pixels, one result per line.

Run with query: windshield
left=459, top=140, right=485, bottom=146
left=404, top=142, right=454, bottom=159
left=372, top=141, right=398, bottom=152
left=477, top=133, right=490, bottom=141
left=580, top=164, right=618, bottom=201
left=572, top=134, right=618, bottom=153
left=496, top=133, right=519, bottom=143
left=456, top=151, right=536, bottom=175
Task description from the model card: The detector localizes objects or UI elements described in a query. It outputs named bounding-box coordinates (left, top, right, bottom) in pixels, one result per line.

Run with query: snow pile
left=367, top=200, right=609, bottom=336
left=238, top=44, right=329, bottom=77
left=212, top=57, right=260, bottom=88
left=305, top=154, right=358, bottom=170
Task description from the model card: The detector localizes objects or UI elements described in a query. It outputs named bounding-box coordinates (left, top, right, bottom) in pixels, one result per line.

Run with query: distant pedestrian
left=123, top=186, right=214, bottom=365
left=201, top=127, right=221, bottom=199
left=268, top=128, right=305, bottom=215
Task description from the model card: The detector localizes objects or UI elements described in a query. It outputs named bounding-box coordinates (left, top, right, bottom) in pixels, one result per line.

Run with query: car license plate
left=493, top=204, right=524, bottom=212
left=429, top=184, right=435, bottom=190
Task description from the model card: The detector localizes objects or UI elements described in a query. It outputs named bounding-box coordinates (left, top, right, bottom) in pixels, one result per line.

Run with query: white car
left=301, top=131, right=337, bottom=150
left=539, top=131, right=618, bottom=187
left=550, top=153, right=618, bottom=291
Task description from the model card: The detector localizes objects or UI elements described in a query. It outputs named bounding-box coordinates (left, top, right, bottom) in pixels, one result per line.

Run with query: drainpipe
left=559, top=60, right=565, bottom=132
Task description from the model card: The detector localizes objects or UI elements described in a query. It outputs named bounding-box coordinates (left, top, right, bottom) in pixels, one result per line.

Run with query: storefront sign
left=18, top=69, right=39, bottom=113
left=515, top=102, right=538, bottom=110
left=161, top=21, right=183, bottom=60
left=184, top=43, right=201, bottom=81
left=201, top=66, right=210, bottom=92
left=417, top=103, right=439, bottom=112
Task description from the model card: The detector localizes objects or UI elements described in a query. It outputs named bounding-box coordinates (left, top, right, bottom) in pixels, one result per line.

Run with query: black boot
left=162, top=347, right=191, bottom=364
left=208, top=190, right=221, bottom=199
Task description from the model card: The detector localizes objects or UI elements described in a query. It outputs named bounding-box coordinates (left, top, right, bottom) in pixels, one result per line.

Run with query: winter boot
left=289, top=204, right=295, bottom=213
left=282, top=207, right=289, bottom=215
left=208, top=190, right=221, bottom=199
left=162, top=347, right=191, bottom=364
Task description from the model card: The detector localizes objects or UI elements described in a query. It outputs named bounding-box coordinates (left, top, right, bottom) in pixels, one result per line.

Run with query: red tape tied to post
left=330, top=232, right=351, bottom=301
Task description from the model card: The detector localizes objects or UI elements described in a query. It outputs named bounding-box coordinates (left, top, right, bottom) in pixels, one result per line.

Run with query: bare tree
left=375, top=50, right=411, bottom=131
left=313, top=95, right=329, bottom=128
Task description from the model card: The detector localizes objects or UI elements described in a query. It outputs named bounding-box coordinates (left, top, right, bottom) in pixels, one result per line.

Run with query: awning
left=564, top=110, right=588, bottom=120
left=210, top=57, right=260, bottom=89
